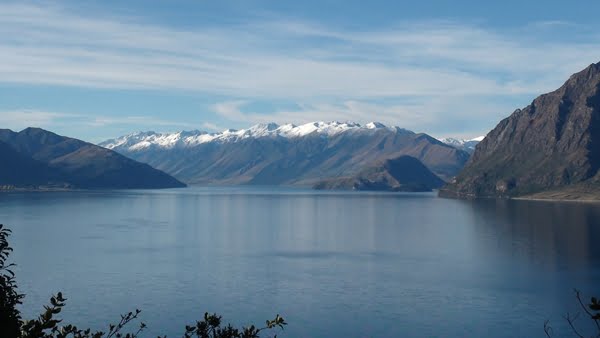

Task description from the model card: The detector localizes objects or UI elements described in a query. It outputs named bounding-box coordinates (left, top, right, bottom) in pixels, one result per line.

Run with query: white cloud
left=0, top=110, right=79, bottom=130
left=87, top=116, right=194, bottom=128
left=2, top=3, right=600, bottom=139
left=1, top=3, right=599, bottom=100
left=0, top=109, right=196, bottom=131
left=200, top=122, right=220, bottom=131
left=211, top=101, right=251, bottom=121
left=211, top=98, right=505, bottom=137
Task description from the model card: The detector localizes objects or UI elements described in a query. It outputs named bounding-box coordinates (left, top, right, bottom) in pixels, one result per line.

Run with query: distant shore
left=513, top=196, right=600, bottom=203
left=516, top=186, right=600, bottom=203
left=0, top=186, right=80, bottom=193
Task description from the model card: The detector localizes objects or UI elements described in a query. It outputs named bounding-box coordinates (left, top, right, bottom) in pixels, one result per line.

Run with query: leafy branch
left=544, top=289, right=600, bottom=338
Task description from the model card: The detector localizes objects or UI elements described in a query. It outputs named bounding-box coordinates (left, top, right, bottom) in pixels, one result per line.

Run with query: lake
left=1, top=187, right=599, bottom=337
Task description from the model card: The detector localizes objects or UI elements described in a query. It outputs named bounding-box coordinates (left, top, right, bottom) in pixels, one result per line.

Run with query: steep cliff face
left=440, top=62, right=600, bottom=198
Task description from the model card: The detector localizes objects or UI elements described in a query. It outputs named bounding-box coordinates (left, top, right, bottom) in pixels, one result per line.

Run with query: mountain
left=440, top=62, right=600, bottom=199
left=100, top=121, right=470, bottom=185
left=439, top=136, right=484, bottom=153
left=313, top=155, right=445, bottom=192
left=0, top=140, right=63, bottom=187
left=0, top=128, right=186, bottom=189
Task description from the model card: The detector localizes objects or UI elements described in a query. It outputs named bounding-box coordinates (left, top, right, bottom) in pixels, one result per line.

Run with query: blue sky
left=2, top=0, right=600, bottom=142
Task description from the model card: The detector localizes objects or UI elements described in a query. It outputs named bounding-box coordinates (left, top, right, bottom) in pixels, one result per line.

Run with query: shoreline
left=0, top=186, right=186, bottom=193
left=0, top=187, right=79, bottom=193
left=512, top=196, right=600, bottom=203
left=3, top=186, right=600, bottom=203
left=439, top=188, right=600, bottom=203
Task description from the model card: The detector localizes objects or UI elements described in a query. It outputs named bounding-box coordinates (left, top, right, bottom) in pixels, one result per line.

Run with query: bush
left=0, top=224, right=286, bottom=338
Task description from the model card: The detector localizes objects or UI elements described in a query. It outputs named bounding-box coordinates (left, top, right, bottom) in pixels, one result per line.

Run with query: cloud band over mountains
left=2, top=2, right=600, bottom=139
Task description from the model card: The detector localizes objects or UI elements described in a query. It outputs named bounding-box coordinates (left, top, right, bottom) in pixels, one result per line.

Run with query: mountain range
left=440, top=62, right=600, bottom=200
left=100, top=121, right=470, bottom=186
left=0, top=128, right=185, bottom=190
left=6, top=62, right=600, bottom=199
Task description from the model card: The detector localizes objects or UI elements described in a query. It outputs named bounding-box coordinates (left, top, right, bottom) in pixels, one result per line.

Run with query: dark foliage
left=544, top=289, right=600, bottom=338
left=0, top=224, right=24, bottom=337
left=0, top=224, right=286, bottom=338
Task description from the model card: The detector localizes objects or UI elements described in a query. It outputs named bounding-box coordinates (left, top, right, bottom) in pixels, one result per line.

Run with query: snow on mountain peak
left=100, top=121, right=409, bottom=151
left=244, top=123, right=281, bottom=137
left=366, top=122, right=386, bottom=129
left=438, top=135, right=484, bottom=153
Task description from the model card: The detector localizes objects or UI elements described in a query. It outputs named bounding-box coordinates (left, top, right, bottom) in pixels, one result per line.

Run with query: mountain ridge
left=313, top=155, right=445, bottom=192
left=101, top=121, right=470, bottom=185
left=440, top=62, right=600, bottom=199
left=100, top=121, right=413, bottom=150
left=0, top=127, right=186, bottom=190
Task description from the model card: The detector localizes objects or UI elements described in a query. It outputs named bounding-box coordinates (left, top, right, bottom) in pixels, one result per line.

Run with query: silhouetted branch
left=544, top=320, right=553, bottom=338
left=575, top=289, right=600, bottom=334
left=564, top=312, right=586, bottom=338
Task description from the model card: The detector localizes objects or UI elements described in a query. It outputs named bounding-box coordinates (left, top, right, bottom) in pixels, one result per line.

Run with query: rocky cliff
left=440, top=62, right=600, bottom=199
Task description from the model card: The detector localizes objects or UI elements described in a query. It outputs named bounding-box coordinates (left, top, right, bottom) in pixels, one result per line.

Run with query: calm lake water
left=1, top=187, right=599, bottom=337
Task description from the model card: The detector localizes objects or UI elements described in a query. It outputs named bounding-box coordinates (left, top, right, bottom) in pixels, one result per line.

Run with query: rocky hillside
left=440, top=62, right=600, bottom=199
left=0, top=140, right=63, bottom=187
left=0, top=128, right=186, bottom=189
left=314, top=155, right=445, bottom=192
left=101, top=122, right=469, bottom=185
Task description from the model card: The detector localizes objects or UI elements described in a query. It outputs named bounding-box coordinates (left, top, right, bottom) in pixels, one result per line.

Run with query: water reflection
left=466, top=199, right=600, bottom=269
left=0, top=188, right=598, bottom=337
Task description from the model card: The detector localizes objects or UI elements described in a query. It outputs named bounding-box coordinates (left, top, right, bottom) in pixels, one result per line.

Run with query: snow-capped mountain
left=438, top=136, right=485, bottom=153
left=101, top=121, right=405, bottom=151
left=100, top=121, right=471, bottom=186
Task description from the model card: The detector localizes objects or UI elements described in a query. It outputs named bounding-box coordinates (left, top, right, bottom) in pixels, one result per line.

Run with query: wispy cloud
left=0, top=109, right=196, bottom=131
left=0, top=110, right=79, bottom=130
left=212, top=100, right=425, bottom=126
left=211, top=101, right=251, bottom=122
left=199, top=122, right=220, bottom=131
left=2, top=3, right=599, bottom=99
left=211, top=98, right=510, bottom=137
left=2, top=3, right=600, bottom=138
left=87, top=116, right=195, bottom=128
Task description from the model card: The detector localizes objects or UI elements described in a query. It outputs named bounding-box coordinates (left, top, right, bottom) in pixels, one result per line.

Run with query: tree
left=0, top=224, right=286, bottom=338
left=0, top=224, right=23, bottom=337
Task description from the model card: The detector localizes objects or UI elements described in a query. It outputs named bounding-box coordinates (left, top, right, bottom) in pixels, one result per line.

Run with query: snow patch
left=100, top=121, right=412, bottom=151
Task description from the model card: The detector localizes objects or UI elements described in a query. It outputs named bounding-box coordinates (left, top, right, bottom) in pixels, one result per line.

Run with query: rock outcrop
left=440, top=62, right=600, bottom=199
